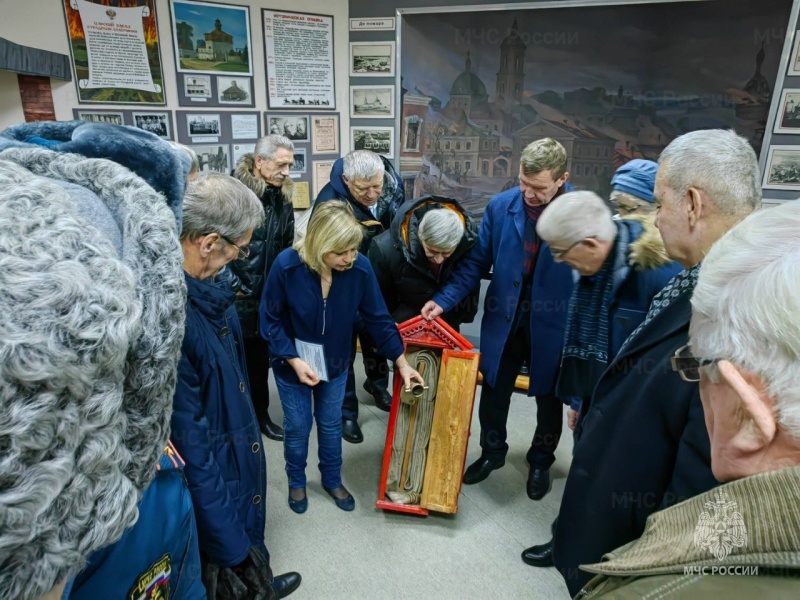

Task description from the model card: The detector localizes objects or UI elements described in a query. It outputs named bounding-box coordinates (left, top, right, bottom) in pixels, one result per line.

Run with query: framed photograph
left=263, top=9, right=335, bottom=109
left=187, top=113, right=222, bottom=137
left=217, top=76, right=251, bottom=105
left=268, top=115, right=309, bottom=141
left=77, top=111, right=124, bottom=125
left=184, top=74, right=212, bottom=99
left=762, top=145, right=800, bottom=190
left=789, top=33, right=800, bottom=76
left=290, top=148, right=307, bottom=175
left=133, top=112, right=172, bottom=139
left=232, top=142, right=254, bottom=165
left=191, top=144, right=231, bottom=173
left=350, top=126, right=394, bottom=159
left=311, top=115, right=339, bottom=154
left=170, top=0, right=253, bottom=76
left=350, top=86, right=394, bottom=119
left=774, top=89, right=800, bottom=134
left=350, top=41, right=395, bottom=77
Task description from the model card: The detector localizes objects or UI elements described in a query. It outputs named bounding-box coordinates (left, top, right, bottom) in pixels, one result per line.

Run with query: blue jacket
left=433, top=186, right=574, bottom=395
left=68, top=445, right=206, bottom=599
left=171, top=274, right=267, bottom=568
left=313, top=155, right=404, bottom=254
left=260, top=249, right=405, bottom=383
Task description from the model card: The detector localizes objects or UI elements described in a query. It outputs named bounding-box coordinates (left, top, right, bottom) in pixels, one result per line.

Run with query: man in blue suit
left=422, top=138, right=574, bottom=500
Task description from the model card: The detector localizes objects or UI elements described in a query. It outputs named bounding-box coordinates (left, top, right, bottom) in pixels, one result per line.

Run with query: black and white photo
left=133, top=112, right=172, bottom=139
left=763, top=145, right=800, bottom=190
left=187, top=114, right=222, bottom=137
left=350, top=86, right=394, bottom=119
left=184, top=74, right=212, bottom=99
left=350, top=42, right=395, bottom=77
left=774, top=89, right=800, bottom=134
left=191, top=144, right=231, bottom=173
left=290, top=148, right=307, bottom=174
left=77, top=111, right=124, bottom=125
left=350, top=126, right=394, bottom=159
left=268, top=116, right=309, bottom=141
left=218, top=76, right=252, bottom=104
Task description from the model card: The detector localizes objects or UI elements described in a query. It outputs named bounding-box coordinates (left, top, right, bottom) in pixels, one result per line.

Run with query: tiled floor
left=262, top=360, right=573, bottom=599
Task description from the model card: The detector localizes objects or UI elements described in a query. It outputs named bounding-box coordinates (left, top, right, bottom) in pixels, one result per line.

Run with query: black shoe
left=527, top=467, right=552, bottom=500
left=463, top=456, right=505, bottom=484
left=363, top=379, right=392, bottom=412
left=521, top=539, right=554, bottom=567
left=262, top=417, right=284, bottom=442
left=288, top=489, right=307, bottom=514
left=273, top=572, right=302, bottom=598
left=323, top=485, right=356, bottom=511
left=342, top=418, right=363, bottom=444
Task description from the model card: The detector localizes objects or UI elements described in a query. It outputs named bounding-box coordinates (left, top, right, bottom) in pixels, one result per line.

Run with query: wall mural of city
left=398, top=0, right=792, bottom=217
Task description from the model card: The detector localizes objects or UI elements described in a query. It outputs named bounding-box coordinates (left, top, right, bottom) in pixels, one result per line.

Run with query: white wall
left=0, top=0, right=350, bottom=148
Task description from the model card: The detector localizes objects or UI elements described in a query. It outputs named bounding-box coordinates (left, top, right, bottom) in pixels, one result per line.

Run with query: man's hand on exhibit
left=421, top=301, right=443, bottom=321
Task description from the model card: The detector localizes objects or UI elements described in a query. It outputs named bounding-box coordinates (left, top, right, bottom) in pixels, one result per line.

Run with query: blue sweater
left=260, top=249, right=405, bottom=383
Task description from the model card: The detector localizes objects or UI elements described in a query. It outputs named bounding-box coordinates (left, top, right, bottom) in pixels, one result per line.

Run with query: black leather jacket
left=220, top=154, right=295, bottom=337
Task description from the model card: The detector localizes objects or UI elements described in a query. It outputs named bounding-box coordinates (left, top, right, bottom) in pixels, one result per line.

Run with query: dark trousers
left=478, top=327, right=563, bottom=469
left=244, top=336, right=271, bottom=426
left=341, top=327, right=390, bottom=421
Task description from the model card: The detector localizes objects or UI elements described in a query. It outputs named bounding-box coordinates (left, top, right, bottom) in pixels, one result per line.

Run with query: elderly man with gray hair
left=520, top=190, right=681, bottom=567
left=313, top=149, right=404, bottom=442
left=367, top=196, right=480, bottom=392
left=225, top=134, right=296, bottom=442
left=577, top=199, right=800, bottom=598
left=553, top=129, right=761, bottom=596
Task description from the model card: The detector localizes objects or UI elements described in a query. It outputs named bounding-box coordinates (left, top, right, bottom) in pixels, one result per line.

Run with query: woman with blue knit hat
left=610, top=159, right=658, bottom=216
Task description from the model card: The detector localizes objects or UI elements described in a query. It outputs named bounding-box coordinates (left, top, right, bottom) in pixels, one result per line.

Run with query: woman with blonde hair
left=260, top=201, right=423, bottom=513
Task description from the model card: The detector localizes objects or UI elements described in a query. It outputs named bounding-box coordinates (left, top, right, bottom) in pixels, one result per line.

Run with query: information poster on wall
left=63, top=0, right=165, bottom=104
left=262, top=9, right=335, bottom=109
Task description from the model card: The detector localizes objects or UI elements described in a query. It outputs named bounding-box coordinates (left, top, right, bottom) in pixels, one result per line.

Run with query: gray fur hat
left=0, top=146, right=185, bottom=599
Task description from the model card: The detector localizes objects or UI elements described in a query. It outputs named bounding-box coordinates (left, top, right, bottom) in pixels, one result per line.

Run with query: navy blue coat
left=260, top=249, right=405, bottom=384
left=171, top=274, right=267, bottom=568
left=553, top=286, right=719, bottom=596
left=433, top=186, right=574, bottom=395
left=313, top=155, right=404, bottom=254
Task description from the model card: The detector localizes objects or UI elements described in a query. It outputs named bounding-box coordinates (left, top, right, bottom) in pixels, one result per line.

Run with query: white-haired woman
left=174, top=172, right=301, bottom=598
left=260, top=201, right=424, bottom=513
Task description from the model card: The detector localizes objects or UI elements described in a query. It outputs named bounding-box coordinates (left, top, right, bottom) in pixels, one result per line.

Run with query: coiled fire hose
left=386, top=349, right=439, bottom=504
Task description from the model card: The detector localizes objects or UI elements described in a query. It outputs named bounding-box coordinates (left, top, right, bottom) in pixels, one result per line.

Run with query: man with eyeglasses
left=224, top=134, right=296, bottom=442
left=552, top=129, right=761, bottom=597
left=313, top=149, right=405, bottom=443
left=577, top=200, right=800, bottom=597
left=422, top=138, right=574, bottom=501
left=519, top=190, right=680, bottom=567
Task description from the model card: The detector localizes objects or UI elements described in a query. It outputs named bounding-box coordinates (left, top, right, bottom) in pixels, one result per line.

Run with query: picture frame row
left=74, top=110, right=174, bottom=140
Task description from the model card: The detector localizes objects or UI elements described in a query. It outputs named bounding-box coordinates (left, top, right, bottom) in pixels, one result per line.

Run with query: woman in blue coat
left=260, top=201, right=424, bottom=513
left=172, top=173, right=301, bottom=599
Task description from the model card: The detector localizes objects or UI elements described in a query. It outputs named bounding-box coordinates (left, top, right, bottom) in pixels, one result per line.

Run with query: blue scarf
left=557, top=227, right=620, bottom=399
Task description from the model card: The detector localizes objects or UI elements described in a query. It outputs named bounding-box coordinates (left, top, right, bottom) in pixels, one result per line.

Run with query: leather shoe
left=261, top=417, right=284, bottom=442
left=363, top=379, right=392, bottom=412
left=463, top=456, right=505, bottom=484
left=323, top=486, right=355, bottom=511
left=527, top=467, right=551, bottom=500
left=273, top=572, right=302, bottom=598
left=288, top=489, right=307, bottom=514
left=342, top=418, right=363, bottom=444
left=521, top=539, right=554, bottom=567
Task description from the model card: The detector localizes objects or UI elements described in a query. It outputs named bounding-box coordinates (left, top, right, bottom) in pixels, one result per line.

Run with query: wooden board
left=420, top=349, right=480, bottom=513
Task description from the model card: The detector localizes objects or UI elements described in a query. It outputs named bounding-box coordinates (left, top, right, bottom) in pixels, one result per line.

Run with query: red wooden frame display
left=376, top=316, right=478, bottom=516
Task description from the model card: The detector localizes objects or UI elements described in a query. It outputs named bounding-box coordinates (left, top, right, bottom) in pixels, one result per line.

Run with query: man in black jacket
left=227, top=134, right=295, bottom=441
left=313, top=149, right=404, bottom=443
left=368, top=196, right=479, bottom=328
left=552, top=129, right=761, bottom=596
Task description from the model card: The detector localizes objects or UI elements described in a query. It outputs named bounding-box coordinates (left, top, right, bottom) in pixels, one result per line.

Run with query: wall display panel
left=176, top=110, right=261, bottom=148
left=350, top=85, right=394, bottom=119
left=349, top=41, right=395, bottom=77
left=73, top=108, right=174, bottom=140
left=398, top=0, right=792, bottom=218
left=262, top=9, right=335, bottom=109
left=63, top=0, right=165, bottom=104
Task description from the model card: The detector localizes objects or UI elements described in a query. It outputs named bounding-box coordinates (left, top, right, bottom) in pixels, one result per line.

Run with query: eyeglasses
left=549, top=239, right=584, bottom=260
left=215, top=232, right=250, bottom=259
left=670, top=344, right=719, bottom=382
